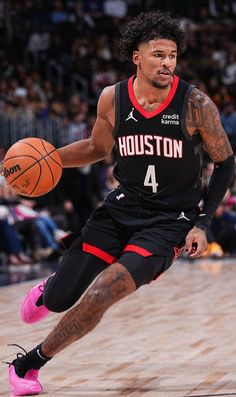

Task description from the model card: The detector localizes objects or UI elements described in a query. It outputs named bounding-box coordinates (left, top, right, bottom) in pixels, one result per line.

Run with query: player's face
left=133, top=39, right=177, bottom=88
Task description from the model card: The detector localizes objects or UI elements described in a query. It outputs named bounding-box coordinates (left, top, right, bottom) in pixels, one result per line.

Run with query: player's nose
left=161, top=58, right=171, bottom=68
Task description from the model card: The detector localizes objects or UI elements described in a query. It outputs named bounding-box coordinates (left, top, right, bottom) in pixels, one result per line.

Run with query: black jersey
left=112, top=75, right=203, bottom=211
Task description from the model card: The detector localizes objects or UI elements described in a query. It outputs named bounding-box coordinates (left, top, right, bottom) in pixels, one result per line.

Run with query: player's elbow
left=90, top=140, right=112, bottom=161
left=97, top=147, right=112, bottom=160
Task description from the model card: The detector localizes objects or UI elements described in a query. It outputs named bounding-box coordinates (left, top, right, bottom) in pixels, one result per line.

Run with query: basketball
left=3, top=137, right=62, bottom=197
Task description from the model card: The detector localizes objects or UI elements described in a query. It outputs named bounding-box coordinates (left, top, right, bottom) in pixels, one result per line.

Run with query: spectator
left=0, top=177, right=67, bottom=261
left=221, top=51, right=236, bottom=94
left=209, top=199, right=236, bottom=256
left=67, top=94, right=88, bottom=142
left=0, top=218, right=32, bottom=265
left=50, top=0, right=70, bottom=25
left=220, top=101, right=236, bottom=151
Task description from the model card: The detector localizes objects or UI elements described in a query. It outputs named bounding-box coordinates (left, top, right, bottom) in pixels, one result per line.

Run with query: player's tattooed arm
left=186, top=88, right=233, bottom=162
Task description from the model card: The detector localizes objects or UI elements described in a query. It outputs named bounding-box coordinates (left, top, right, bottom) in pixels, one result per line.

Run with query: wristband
left=194, top=213, right=212, bottom=233
left=194, top=224, right=208, bottom=233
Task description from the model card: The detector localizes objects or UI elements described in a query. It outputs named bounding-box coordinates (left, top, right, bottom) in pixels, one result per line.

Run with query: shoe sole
left=9, top=365, right=42, bottom=396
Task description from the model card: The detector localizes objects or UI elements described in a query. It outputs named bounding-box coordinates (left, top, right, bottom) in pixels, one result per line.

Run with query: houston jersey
left=112, top=75, right=203, bottom=211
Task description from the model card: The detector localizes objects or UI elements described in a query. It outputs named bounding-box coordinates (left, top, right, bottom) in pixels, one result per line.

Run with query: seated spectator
left=67, top=93, right=89, bottom=143
left=0, top=218, right=32, bottom=265
left=50, top=0, right=70, bottom=25
left=11, top=201, right=66, bottom=260
left=208, top=190, right=236, bottom=256
left=220, top=101, right=236, bottom=152
left=0, top=177, right=67, bottom=261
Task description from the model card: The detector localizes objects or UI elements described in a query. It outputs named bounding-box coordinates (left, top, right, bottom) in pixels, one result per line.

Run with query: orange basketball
left=3, top=137, right=62, bottom=197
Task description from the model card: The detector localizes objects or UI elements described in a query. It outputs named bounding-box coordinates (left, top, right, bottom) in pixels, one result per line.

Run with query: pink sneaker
left=21, top=274, right=54, bottom=323
left=9, top=365, right=42, bottom=396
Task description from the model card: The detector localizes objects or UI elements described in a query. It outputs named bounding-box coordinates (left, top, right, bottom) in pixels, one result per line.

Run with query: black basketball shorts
left=79, top=188, right=199, bottom=288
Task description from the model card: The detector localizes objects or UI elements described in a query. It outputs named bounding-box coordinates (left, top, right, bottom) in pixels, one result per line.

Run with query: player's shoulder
left=186, top=86, right=221, bottom=133
left=97, top=84, right=117, bottom=117
left=100, top=84, right=116, bottom=101
left=96, top=85, right=116, bottom=123
left=188, top=87, right=216, bottom=109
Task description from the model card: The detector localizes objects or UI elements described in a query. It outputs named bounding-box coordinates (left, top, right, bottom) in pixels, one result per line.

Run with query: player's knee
left=88, top=263, right=136, bottom=309
left=85, top=286, right=110, bottom=319
left=87, top=285, right=107, bottom=305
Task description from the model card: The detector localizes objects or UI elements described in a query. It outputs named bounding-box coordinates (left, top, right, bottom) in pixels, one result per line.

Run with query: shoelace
left=2, top=343, right=28, bottom=366
left=38, top=282, right=45, bottom=293
left=38, top=275, right=52, bottom=293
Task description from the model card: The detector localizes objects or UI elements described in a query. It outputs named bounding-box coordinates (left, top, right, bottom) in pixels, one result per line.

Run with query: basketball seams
left=14, top=140, right=61, bottom=166
left=4, top=152, right=60, bottom=185
left=4, top=156, right=40, bottom=184
left=4, top=138, right=62, bottom=197
left=40, top=139, right=62, bottom=167
left=12, top=162, right=41, bottom=196
left=12, top=140, right=61, bottom=166
left=40, top=139, right=62, bottom=188
left=4, top=154, right=43, bottom=161
left=42, top=157, right=55, bottom=188
left=29, top=163, right=43, bottom=196
left=16, top=141, right=45, bottom=157
left=4, top=150, right=59, bottom=165
left=40, top=139, right=55, bottom=187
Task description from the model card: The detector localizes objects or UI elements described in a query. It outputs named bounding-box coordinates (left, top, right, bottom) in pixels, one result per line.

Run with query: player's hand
left=184, top=226, right=208, bottom=258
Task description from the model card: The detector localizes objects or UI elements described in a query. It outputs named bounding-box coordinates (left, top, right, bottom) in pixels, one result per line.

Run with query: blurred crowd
left=0, top=0, right=236, bottom=264
left=0, top=0, right=236, bottom=148
left=0, top=148, right=117, bottom=265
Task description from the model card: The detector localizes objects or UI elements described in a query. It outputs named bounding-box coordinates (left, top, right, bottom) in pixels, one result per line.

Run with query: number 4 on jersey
left=144, top=165, right=158, bottom=193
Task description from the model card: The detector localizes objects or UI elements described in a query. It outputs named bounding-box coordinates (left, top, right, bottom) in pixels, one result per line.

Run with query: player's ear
left=132, top=50, right=140, bottom=66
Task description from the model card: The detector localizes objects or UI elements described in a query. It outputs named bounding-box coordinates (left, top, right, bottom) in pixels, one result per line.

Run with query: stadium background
left=0, top=0, right=236, bottom=279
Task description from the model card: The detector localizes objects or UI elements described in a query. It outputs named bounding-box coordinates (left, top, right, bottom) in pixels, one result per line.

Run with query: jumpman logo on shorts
left=125, top=108, right=138, bottom=122
left=177, top=211, right=190, bottom=221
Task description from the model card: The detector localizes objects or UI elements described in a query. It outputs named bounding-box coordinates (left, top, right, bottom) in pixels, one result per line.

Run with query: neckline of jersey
left=128, top=75, right=179, bottom=119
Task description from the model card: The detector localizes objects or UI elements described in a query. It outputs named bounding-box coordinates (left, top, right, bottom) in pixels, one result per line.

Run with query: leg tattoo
left=41, top=263, right=136, bottom=357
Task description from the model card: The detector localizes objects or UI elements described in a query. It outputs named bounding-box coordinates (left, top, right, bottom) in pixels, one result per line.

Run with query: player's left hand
left=184, top=226, right=208, bottom=258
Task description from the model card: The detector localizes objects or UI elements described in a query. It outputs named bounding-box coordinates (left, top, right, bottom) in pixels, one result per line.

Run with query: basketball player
left=8, top=11, right=235, bottom=396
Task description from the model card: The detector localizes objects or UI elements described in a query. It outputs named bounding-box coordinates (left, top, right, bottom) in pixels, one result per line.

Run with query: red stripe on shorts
left=173, top=246, right=184, bottom=261
left=82, top=243, right=116, bottom=265
left=123, top=244, right=153, bottom=257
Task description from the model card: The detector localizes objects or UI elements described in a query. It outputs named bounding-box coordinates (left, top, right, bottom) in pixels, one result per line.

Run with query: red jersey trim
left=128, top=75, right=179, bottom=119
left=123, top=244, right=153, bottom=257
left=82, top=243, right=116, bottom=265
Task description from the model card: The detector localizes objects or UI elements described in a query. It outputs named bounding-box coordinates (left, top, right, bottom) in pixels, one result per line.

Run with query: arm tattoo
left=187, top=89, right=233, bottom=162
left=186, top=96, right=202, bottom=127
left=42, top=264, right=136, bottom=356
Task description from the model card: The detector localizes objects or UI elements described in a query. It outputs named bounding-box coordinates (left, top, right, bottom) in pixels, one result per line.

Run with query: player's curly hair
left=120, top=11, right=186, bottom=60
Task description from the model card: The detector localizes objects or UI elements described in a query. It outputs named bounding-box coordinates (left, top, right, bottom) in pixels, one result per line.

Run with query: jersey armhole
left=113, top=82, right=120, bottom=138
left=181, top=84, right=195, bottom=141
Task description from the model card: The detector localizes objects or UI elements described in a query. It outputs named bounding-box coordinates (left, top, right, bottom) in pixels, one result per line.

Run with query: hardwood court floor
left=1, top=259, right=236, bottom=397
